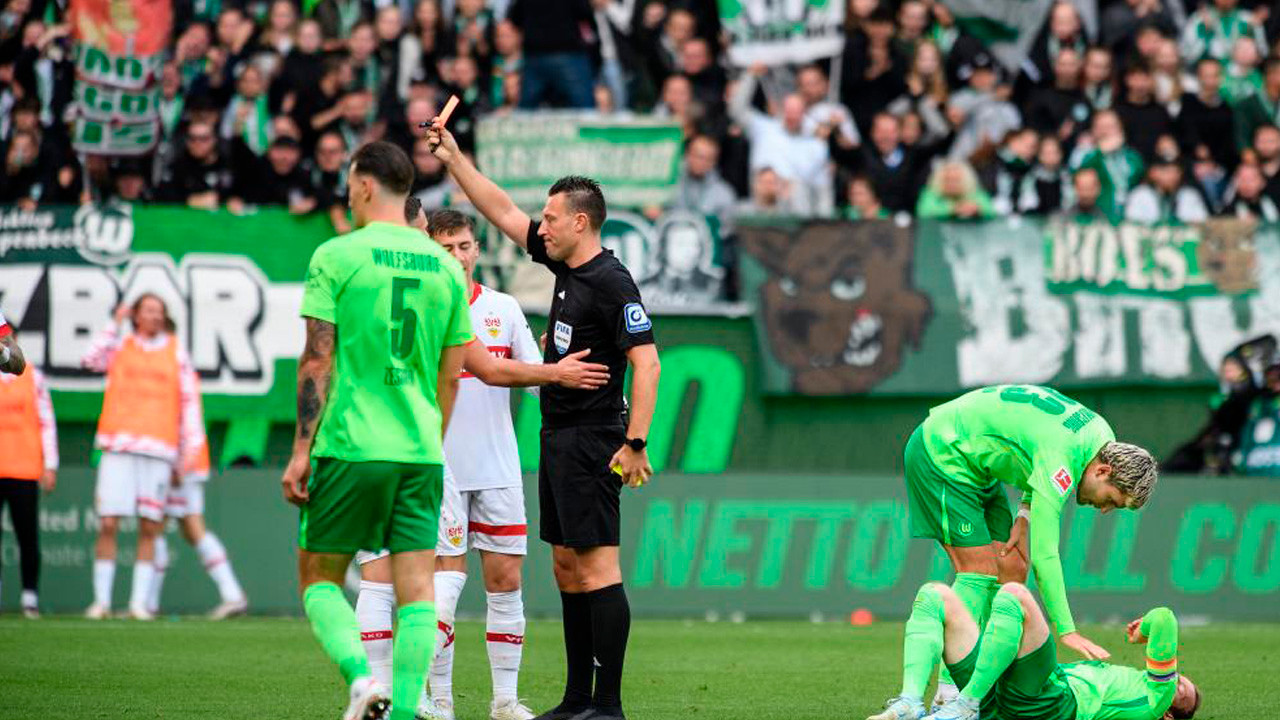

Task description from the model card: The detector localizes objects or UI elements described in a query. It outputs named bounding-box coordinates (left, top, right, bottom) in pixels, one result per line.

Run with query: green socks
left=303, top=582, right=372, bottom=685
left=901, top=584, right=945, bottom=700
left=390, top=601, right=437, bottom=720
left=938, top=573, right=998, bottom=687
left=961, top=590, right=1024, bottom=701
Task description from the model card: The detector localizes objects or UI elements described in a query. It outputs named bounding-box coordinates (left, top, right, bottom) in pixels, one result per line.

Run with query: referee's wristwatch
left=626, top=437, right=647, bottom=452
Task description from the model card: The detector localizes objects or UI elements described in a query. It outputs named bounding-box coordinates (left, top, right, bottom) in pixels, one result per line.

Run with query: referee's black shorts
left=538, top=419, right=626, bottom=548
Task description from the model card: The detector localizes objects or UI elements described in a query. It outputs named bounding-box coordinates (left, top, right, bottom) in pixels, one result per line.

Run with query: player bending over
left=904, top=385, right=1157, bottom=707
left=869, top=581, right=1200, bottom=720
left=353, top=202, right=610, bottom=720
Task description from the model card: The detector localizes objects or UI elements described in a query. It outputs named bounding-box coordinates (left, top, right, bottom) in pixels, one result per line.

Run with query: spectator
left=258, top=0, right=300, bottom=56
left=277, top=20, right=325, bottom=109
left=450, top=0, right=493, bottom=62
left=213, top=7, right=256, bottom=82
left=1251, top=124, right=1280, bottom=202
left=1180, top=0, right=1266, bottom=67
left=843, top=173, right=889, bottom=220
left=895, top=0, right=931, bottom=55
left=385, top=95, right=433, bottom=154
left=1179, top=58, right=1238, bottom=171
left=411, top=135, right=451, bottom=208
left=1099, top=0, right=1176, bottom=55
left=230, top=136, right=317, bottom=214
left=797, top=64, right=861, bottom=150
left=292, top=56, right=353, bottom=152
left=1081, top=46, right=1116, bottom=112
left=1233, top=57, right=1280, bottom=152
left=1024, top=46, right=1088, bottom=137
left=679, top=37, right=726, bottom=115
left=671, top=134, right=738, bottom=228
left=635, top=4, right=695, bottom=99
left=1221, top=35, right=1264, bottom=103
left=1151, top=38, right=1184, bottom=108
left=158, top=122, right=232, bottom=210
left=1023, top=135, right=1072, bottom=214
left=398, top=0, right=446, bottom=99
left=1223, top=162, right=1279, bottom=221
left=916, top=160, right=996, bottom=219
left=735, top=166, right=807, bottom=216
left=489, top=19, right=522, bottom=108
left=110, top=160, right=154, bottom=203
left=308, top=131, right=351, bottom=232
left=840, top=4, right=907, bottom=136
left=314, top=0, right=373, bottom=42
left=221, top=64, right=273, bottom=157
left=348, top=22, right=386, bottom=101
left=334, top=89, right=380, bottom=152
left=444, top=55, right=489, bottom=150
left=1025, top=1, right=1088, bottom=89
left=374, top=5, right=408, bottom=100
left=1060, top=167, right=1115, bottom=223
left=1115, top=61, right=1174, bottom=161
left=948, top=51, right=1021, bottom=161
left=1072, top=109, right=1145, bottom=218
left=1125, top=156, right=1210, bottom=225
left=886, top=41, right=950, bottom=145
left=974, top=127, right=1038, bottom=216
left=855, top=111, right=948, bottom=213
left=0, top=129, right=43, bottom=209
left=592, top=0, right=634, bottom=112
left=507, top=0, right=596, bottom=109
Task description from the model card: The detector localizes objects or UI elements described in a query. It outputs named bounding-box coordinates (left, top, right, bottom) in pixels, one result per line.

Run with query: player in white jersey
left=354, top=203, right=610, bottom=720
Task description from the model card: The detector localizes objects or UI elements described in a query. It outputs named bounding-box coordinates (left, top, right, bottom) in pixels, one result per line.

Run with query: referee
left=428, top=121, right=660, bottom=720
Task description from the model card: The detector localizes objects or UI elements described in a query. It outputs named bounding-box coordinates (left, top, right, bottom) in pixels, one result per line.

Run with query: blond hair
left=1098, top=442, right=1157, bottom=508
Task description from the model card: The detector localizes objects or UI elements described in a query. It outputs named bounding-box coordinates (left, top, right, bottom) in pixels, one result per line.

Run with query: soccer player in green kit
left=880, top=384, right=1159, bottom=718
left=281, top=141, right=474, bottom=720
left=871, top=581, right=1200, bottom=720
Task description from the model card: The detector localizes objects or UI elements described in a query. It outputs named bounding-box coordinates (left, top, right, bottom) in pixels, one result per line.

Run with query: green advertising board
left=9, top=470, right=1277, bottom=620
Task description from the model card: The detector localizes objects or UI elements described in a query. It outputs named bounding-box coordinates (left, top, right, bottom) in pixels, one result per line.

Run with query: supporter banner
left=739, top=218, right=1280, bottom=395
left=70, top=0, right=171, bottom=155
left=718, top=0, right=846, bottom=67
left=474, top=113, right=682, bottom=210
left=942, top=0, right=1055, bottom=72
left=13, top=470, right=1278, bottom=619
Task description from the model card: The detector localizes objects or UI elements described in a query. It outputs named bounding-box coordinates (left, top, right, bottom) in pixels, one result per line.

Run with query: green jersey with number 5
left=921, top=384, right=1115, bottom=636
left=300, top=221, right=474, bottom=464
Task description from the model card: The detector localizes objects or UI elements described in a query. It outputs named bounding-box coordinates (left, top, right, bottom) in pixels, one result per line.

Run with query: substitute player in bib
left=356, top=203, right=613, bottom=720
left=430, top=121, right=661, bottom=720
left=889, top=384, right=1158, bottom=716
left=283, top=141, right=472, bottom=720
left=871, top=581, right=1199, bottom=720
left=82, top=295, right=208, bottom=621
left=0, top=308, right=26, bottom=373
left=0, top=358, right=57, bottom=618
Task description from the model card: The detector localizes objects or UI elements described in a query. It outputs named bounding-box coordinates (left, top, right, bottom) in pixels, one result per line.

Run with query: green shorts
left=904, top=424, right=1012, bottom=548
left=947, top=638, right=1077, bottom=720
left=299, top=458, right=443, bottom=554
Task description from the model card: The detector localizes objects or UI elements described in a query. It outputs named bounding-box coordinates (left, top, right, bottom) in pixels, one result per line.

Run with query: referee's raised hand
left=425, top=119, right=459, bottom=164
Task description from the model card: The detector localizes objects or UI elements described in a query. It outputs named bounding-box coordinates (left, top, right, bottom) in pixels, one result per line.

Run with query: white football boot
left=923, top=695, right=980, bottom=720
left=416, top=696, right=454, bottom=720
left=868, top=695, right=927, bottom=720
left=931, top=682, right=959, bottom=712
left=343, top=677, right=390, bottom=720
left=84, top=603, right=111, bottom=620
left=208, top=597, right=249, bottom=620
left=491, top=697, right=536, bottom=720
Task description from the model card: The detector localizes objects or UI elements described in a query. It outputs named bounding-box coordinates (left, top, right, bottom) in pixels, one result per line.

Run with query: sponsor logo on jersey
left=484, top=313, right=502, bottom=339
left=624, top=303, right=652, bottom=333
left=554, top=321, right=573, bottom=354
left=1053, top=467, right=1073, bottom=494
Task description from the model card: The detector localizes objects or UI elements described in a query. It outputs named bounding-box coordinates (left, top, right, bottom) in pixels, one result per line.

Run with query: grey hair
left=1098, top=441, right=1157, bottom=508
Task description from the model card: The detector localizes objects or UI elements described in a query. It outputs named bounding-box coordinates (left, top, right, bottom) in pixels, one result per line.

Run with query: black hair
left=404, top=196, right=423, bottom=224
left=548, top=175, right=607, bottom=231
left=427, top=209, right=476, bottom=237
left=1170, top=685, right=1201, bottom=720
left=351, top=141, right=414, bottom=196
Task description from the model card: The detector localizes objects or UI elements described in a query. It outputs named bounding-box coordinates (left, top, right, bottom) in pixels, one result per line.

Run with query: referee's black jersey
left=526, top=220, right=655, bottom=424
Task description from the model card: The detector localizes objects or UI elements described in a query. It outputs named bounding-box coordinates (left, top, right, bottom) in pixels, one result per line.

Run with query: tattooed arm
left=281, top=318, right=336, bottom=506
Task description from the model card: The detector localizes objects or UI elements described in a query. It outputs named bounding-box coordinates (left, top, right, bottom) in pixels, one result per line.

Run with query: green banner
left=12, top=471, right=1277, bottom=619
left=717, top=0, right=846, bottom=67
left=739, top=218, right=1280, bottom=395
left=475, top=113, right=682, bottom=210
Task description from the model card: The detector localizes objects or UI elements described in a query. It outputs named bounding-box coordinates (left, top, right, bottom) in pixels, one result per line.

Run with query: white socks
left=149, top=535, right=169, bottom=613
left=129, top=562, right=155, bottom=611
left=486, top=590, right=526, bottom=703
left=356, top=580, right=396, bottom=687
left=21, top=589, right=37, bottom=610
left=93, top=559, right=115, bottom=608
left=196, top=532, right=245, bottom=603
left=429, top=570, right=468, bottom=703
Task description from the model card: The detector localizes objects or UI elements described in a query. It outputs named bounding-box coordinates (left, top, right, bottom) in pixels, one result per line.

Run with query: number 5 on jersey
left=390, top=276, right=421, bottom=359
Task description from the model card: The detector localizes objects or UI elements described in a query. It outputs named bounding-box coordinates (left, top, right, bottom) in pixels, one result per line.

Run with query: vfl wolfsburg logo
left=74, top=204, right=135, bottom=266
left=957, top=521, right=974, bottom=537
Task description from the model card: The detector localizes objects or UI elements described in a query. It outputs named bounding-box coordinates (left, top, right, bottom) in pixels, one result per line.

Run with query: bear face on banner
left=741, top=220, right=932, bottom=394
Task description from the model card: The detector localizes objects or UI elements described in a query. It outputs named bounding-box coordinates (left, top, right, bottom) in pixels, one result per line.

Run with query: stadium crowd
left=4, top=0, right=1280, bottom=228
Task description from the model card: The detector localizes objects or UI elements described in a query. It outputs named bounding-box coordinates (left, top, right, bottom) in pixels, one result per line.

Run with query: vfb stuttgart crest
left=484, top=313, right=502, bottom=339
left=446, top=524, right=465, bottom=547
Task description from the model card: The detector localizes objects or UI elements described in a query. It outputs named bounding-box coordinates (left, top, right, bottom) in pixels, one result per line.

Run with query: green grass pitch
left=3, top=617, right=1266, bottom=719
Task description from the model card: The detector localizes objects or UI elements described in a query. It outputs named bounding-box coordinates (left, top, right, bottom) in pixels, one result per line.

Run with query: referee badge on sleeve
left=624, top=303, right=652, bottom=333
left=554, top=320, right=573, bottom=354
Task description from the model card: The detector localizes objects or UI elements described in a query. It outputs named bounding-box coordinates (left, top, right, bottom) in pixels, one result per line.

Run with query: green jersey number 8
left=998, top=385, right=1077, bottom=416
left=390, top=276, right=421, bottom=360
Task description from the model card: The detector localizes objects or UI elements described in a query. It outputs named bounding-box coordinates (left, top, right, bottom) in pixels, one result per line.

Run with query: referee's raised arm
left=425, top=120, right=533, bottom=248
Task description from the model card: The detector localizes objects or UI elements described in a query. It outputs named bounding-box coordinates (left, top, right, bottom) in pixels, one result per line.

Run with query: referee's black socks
left=587, top=583, right=631, bottom=712
left=559, top=590, right=595, bottom=709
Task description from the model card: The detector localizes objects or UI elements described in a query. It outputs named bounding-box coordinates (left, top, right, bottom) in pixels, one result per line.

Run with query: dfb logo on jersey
left=484, top=313, right=502, bottom=339
left=624, top=303, right=652, bottom=333
left=1052, top=467, right=1073, bottom=494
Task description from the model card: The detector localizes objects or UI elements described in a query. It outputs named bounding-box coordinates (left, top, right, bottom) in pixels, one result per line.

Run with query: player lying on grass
left=869, top=582, right=1200, bottom=720
left=904, top=385, right=1158, bottom=706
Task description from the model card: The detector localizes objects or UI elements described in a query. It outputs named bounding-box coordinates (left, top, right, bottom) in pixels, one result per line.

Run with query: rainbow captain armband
left=1146, top=657, right=1177, bottom=683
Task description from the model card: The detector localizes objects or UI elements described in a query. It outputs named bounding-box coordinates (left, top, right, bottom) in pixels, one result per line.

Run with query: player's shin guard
left=196, top=532, right=246, bottom=603
left=939, top=573, right=999, bottom=688
left=391, top=601, right=437, bottom=720
left=149, top=535, right=169, bottom=614
left=429, top=570, right=467, bottom=703
left=901, top=584, right=945, bottom=701
left=356, top=581, right=396, bottom=687
left=303, top=582, right=372, bottom=685
left=587, top=583, right=631, bottom=712
left=960, top=590, right=1024, bottom=701
left=486, top=589, right=526, bottom=703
